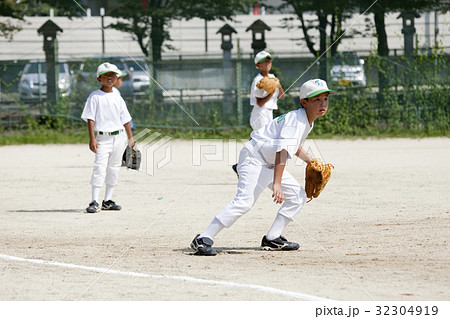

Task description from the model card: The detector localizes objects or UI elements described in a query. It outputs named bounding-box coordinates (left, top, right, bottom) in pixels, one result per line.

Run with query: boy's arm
left=278, top=83, right=285, bottom=100
left=272, top=149, right=288, bottom=204
left=88, top=119, right=97, bottom=153
left=256, top=92, right=274, bottom=107
left=295, top=146, right=312, bottom=163
left=123, top=122, right=134, bottom=147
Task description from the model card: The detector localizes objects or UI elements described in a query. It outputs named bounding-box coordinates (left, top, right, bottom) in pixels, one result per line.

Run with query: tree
left=358, top=0, right=449, bottom=91
left=1, top=0, right=87, bottom=40
left=108, top=0, right=254, bottom=61
left=278, top=0, right=357, bottom=80
left=21, top=0, right=86, bottom=17
left=0, top=0, right=25, bottom=40
left=361, top=0, right=449, bottom=57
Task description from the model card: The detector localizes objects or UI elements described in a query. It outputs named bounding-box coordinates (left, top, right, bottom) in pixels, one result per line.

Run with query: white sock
left=104, top=184, right=115, bottom=201
left=92, top=186, right=101, bottom=203
left=200, top=218, right=225, bottom=240
left=266, top=213, right=291, bottom=240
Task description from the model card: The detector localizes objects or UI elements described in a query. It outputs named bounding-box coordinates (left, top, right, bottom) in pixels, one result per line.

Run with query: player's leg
left=231, top=108, right=272, bottom=178
left=102, top=132, right=127, bottom=210
left=191, top=147, right=273, bottom=255
left=262, top=170, right=306, bottom=250
left=250, top=106, right=272, bottom=131
left=87, top=134, right=113, bottom=213
left=215, top=149, right=273, bottom=228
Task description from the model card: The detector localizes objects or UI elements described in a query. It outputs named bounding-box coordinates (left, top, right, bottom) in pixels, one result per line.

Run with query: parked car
left=122, top=58, right=151, bottom=93
left=330, top=51, right=367, bottom=87
left=18, top=61, right=72, bottom=101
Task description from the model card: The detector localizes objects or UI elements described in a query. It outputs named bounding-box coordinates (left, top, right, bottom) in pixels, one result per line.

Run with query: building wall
left=0, top=11, right=448, bottom=61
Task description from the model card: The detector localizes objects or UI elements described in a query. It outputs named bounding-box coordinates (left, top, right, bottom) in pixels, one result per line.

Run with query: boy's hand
left=89, top=139, right=98, bottom=153
left=272, top=183, right=284, bottom=204
left=128, top=137, right=135, bottom=148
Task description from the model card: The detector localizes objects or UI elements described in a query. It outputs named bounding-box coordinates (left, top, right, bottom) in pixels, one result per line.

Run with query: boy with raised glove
left=191, top=79, right=335, bottom=256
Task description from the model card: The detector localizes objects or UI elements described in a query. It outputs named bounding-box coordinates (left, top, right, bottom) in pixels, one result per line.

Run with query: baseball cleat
left=102, top=200, right=122, bottom=211
left=260, top=235, right=299, bottom=251
left=232, top=164, right=239, bottom=178
left=86, top=201, right=100, bottom=213
left=190, top=234, right=217, bottom=256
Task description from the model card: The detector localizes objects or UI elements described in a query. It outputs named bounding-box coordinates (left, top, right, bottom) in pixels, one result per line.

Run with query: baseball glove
left=305, top=158, right=334, bottom=202
left=256, top=76, right=280, bottom=95
left=123, top=144, right=141, bottom=170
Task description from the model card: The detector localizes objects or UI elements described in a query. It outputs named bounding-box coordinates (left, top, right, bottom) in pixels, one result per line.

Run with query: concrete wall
left=0, top=12, right=448, bottom=61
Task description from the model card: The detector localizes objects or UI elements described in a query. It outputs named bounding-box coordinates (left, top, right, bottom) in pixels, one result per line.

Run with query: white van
left=330, top=51, right=367, bottom=87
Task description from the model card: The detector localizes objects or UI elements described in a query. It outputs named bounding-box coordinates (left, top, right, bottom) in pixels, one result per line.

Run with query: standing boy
left=81, top=62, right=135, bottom=213
left=249, top=50, right=285, bottom=130
left=191, top=79, right=335, bottom=255
left=232, top=51, right=285, bottom=176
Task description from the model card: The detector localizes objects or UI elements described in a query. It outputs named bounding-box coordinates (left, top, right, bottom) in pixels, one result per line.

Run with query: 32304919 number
left=376, top=305, right=438, bottom=316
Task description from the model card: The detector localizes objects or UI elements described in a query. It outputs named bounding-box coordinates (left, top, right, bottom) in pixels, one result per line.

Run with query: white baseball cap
left=254, top=50, right=272, bottom=64
left=300, top=79, right=336, bottom=99
left=96, top=62, right=121, bottom=77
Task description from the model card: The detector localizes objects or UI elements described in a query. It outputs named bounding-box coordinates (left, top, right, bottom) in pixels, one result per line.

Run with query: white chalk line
left=0, top=253, right=332, bottom=301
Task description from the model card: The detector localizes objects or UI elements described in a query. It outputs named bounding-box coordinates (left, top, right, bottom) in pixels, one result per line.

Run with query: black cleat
left=190, top=234, right=217, bottom=256
left=86, top=201, right=100, bottom=213
left=232, top=164, right=239, bottom=178
left=260, top=235, right=299, bottom=251
left=102, top=200, right=122, bottom=211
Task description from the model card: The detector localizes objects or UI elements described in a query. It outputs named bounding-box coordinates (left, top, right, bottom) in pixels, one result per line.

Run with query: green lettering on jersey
left=276, top=114, right=287, bottom=123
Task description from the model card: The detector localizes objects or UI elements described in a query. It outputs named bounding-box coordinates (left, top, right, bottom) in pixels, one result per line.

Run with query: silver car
left=18, top=61, right=72, bottom=101
left=123, top=59, right=150, bottom=93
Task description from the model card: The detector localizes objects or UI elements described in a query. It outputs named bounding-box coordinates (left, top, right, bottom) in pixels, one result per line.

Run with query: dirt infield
left=0, top=138, right=449, bottom=301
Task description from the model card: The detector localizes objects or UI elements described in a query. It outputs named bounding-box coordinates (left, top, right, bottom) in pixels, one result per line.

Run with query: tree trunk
left=374, top=9, right=389, bottom=92
left=151, top=17, right=164, bottom=61
left=318, top=12, right=328, bottom=81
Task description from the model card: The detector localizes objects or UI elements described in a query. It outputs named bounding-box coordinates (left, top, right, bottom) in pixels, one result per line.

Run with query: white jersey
left=250, top=73, right=279, bottom=110
left=246, top=108, right=312, bottom=165
left=112, top=87, right=121, bottom=96
left=81, top=89, right=132, bottom=132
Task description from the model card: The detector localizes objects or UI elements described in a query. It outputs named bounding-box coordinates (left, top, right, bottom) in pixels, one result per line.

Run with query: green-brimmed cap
left=300, top=79, right=336, bottom=99
left=96, top=62, right=120, bottom=77
left=254, top=51, right=272, bottom=64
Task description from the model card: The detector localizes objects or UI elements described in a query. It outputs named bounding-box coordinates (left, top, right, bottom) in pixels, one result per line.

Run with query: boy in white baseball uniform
left=81, top=62, right=135, bottom=213
left=191, top=79, right=335, bottom=255
left=249, top=50, right=285, bottom=130
left=232, top=51, right=285, bottom=176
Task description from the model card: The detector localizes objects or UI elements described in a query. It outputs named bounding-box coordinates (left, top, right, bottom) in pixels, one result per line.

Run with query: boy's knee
left=232, top=197, right=254, bottom=212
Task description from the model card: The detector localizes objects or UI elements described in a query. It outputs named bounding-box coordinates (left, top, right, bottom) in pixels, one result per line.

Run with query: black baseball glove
left=122, top=144, right=141, bottom=170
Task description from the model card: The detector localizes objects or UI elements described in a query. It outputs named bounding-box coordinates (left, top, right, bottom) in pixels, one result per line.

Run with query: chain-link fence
left=1, top=52, right=449, bottom=134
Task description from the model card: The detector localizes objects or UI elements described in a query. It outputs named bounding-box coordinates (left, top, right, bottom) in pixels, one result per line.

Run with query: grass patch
left=0, top=129, right=88, bottom=145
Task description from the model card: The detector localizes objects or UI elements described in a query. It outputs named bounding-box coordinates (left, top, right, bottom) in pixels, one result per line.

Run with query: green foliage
left=109, top=0, right=253, bottom=60
left=0, top=128, right=87, bottom=145
left=312, top=53, right=449, bottom=137
left=21, top=0, right=86, bottom=17
left=0, top=0, right=24, bottom=40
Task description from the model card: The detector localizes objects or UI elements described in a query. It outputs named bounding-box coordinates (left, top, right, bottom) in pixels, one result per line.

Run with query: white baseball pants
left=90, top=132, right=127, bottom=187
left=250, top=105, right=273, bottom=131
left=215, top=146, right=307, bottom=228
